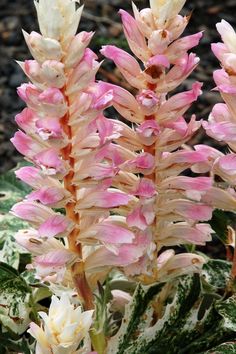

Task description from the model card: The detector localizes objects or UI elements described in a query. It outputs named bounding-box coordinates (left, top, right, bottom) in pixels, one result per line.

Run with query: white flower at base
left=28, top=293, right=94, bottom=354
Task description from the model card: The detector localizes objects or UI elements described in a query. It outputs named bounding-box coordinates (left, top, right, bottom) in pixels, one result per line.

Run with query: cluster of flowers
left=10, top=0, right=236, bottom=352
left=203, top=21, right=236, bottom=212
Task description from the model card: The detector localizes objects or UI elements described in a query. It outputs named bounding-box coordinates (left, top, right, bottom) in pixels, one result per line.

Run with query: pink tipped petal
left=216, top=20, right=236, bottom=53
left=161, top=176, right=212, bottom=191
left=119, top=9, right=149, bottom=61
left=136, top=120, right=160, bottom=145
left=201, top=187, right=236, bottom=211
left=211, top=42, right=228, bottom=62
left=77, top=190, right=132, bottom=209
left=101, top=45, right=142, bottom=88
left=157, top=252, right=205, bottom=281
left=127, top=207, right=148, bottom=231
left=217, top=154, right=236, bottom=174
left=34, top=149, right=66, bottom=174
left=10, top=131, right=41, bottom=157
left=36, top=118, right=63, bottom=140
left=98, top=82, right=143, bottom=123
left=167, top=32, right=203, bottom=61
left=81, top=223, right=135, bottom=244
left=38, top=215, right=72, bottom=238
left=121, top=153, right=155, bottom=174
left=175, top=201, right=213, bottom=221
left=158, top=82, right=202, bottom=122
left=15, top=108, right=37, bottom=132
left=85, top=244, right=144, bottom=271
left=159, top=223, right=213, bottom=246
left=133, top=178, right=156, bottom=198
left=147, top=54, right=170, bottom=68
left=136, top=91, right=159, bottom=116
left=11, top=202, right=55, bottom=224
left=26, top=187, right=66, bottom=205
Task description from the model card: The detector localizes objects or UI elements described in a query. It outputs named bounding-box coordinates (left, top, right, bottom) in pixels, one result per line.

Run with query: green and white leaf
left=0, top=166, right=31, bottom=270
left=0, top=165, right=31, bottom=214
left=215, top=296, right=236, bottom=332
left=0, top=331, right=33, bottom=354
left=202, top=259, right=232, bottom=290
left=107, top=260, right=236, bottom=354
left=0, top=262, right=33, bottom=334
left=204, top=342, right=236, bottom=353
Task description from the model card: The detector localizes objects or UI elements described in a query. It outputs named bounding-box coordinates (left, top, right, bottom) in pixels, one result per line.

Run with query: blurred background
left=1, top=0, right=236, bottom=174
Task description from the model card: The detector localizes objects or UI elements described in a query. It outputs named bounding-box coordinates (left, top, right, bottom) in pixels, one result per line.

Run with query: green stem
left=90, top=329, right=107, bottom=354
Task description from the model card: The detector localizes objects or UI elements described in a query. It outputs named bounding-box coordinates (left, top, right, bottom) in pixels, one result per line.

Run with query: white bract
left=28, top=293, right=93, bottom=354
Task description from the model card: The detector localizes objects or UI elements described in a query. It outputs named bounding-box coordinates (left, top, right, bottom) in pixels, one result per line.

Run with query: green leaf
left=0, top=262, right=33, bottom=334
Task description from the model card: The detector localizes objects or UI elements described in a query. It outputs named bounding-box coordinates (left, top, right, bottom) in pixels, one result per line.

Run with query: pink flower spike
left=38, top=215, right=73, bottom=238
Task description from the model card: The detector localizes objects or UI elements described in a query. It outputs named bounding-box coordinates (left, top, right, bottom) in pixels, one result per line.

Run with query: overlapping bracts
left=11, top=0, right=141, bottom=287
left=203, top=20, right=236, bottom=209
left=100, top=0, right=219, bottom=283
left=12, top=0, right=233, bottom=295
